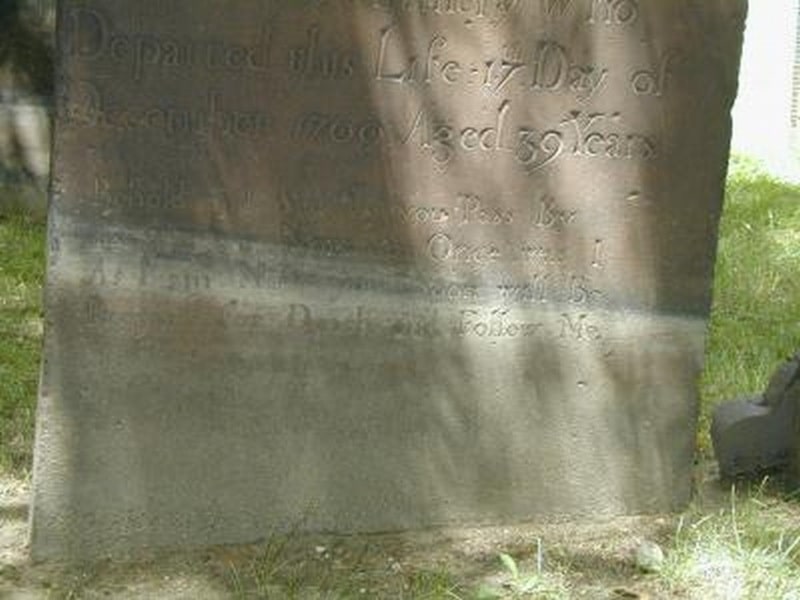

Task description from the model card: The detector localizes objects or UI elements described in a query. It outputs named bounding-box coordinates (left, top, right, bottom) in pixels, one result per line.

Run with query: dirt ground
left=0, top=468, right=730, bottom=599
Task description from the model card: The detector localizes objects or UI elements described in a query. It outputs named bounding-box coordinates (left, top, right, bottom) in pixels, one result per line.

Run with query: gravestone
left=31, top=0, right=747, bottom=560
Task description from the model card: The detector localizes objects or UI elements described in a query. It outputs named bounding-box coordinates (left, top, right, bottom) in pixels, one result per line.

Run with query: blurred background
left=732, top=0, right=800, bottom=183
left=0, top=0, right=54, bottom=219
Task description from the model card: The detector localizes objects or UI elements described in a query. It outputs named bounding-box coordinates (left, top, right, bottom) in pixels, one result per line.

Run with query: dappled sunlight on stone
left=30, top=0, right=745, bottom=561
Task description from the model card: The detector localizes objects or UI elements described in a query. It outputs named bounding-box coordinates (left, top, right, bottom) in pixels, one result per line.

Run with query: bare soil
left=0, top=468, right=731, bottom=599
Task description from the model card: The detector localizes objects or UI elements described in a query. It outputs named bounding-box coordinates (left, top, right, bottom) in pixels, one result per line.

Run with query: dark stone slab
left=793, top=384, right=800, bottom=489
left=31, top=0, right=746, bottom=560
left=712, top=353, right=800, bottom=478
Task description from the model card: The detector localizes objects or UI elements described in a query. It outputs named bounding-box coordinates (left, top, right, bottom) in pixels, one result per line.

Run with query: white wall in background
left=732, top=0, right=800, bottom=180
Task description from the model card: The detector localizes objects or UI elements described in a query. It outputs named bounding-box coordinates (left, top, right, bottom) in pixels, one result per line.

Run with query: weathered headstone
left=31, top=0, right=747, bottom=560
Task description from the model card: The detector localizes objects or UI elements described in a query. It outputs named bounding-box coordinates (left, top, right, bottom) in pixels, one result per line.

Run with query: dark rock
left=711, top=353, right=800, bottom=478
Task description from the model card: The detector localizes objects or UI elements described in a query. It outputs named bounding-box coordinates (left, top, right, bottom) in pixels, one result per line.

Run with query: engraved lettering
left=60, top=85, right=272, bottom=139
left=65, top=8, right=106, bottom=59
left=403, top=100, right=560, bottom=169
left=631, top=51, right=681, bottom=96
left=516, top=128, right=564, bottom=172
left=498, top=278, right=548, bottom=303
left=376, top=25, right=447, bottom=85
left=530, top=41, right=608, bottom=101
left=458, top=193, right=514, bottom=225
left=427, top=233, right=502, bottom=264
left=588, top=0, right=639, bottom=25
left=561, top=111, right=657, bottom=159
left=520, top=242, right=565, bottom=265
left=65, top=8, right=272, bottom=79
left=499, top=274, right=602, bottom=305
left=93, top=174, right=187, bottom=211
left=235, top=259, right=271, bottom=289
left=364, top=0, right=502, bottom=19
left=289, top=26, right=356, bottom=80
left=425, top=283, right=478, bottom=302
left=542, top=0, right=575, bottom=17
left=533, top=196, right=577, bottom=229
left=166, top=272, right=212, bottom=294
left=457, top=309, right=543, bottom=338
left=397, top=205, right=451, bottom=225
left=286, top=304, right=443, bottom=339
left=484, top=59, right=526, bottom=94
left=560, top=313, right=602, bottom=341
left=293, top=112, right=383, bottom=148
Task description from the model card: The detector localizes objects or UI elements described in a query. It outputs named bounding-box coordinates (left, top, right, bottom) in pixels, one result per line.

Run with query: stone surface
left=794, top=400, right=800, bottom=490
left=31, top=0, right=746, bottom=560
left=712, top=353, right=800, bottom=478
left=711, top=395, right=794, bottom=477
left=786, top=354, right=800, bottom=488
left=633, top=540, right=664, bottom=573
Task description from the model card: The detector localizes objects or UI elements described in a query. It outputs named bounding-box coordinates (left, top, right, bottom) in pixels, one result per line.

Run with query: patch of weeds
left=37, top=566, right=105, bottom=600
left=660, top=482, right=800, bottom=599
left=477, top=540, right=571, bottom=599
left=225, top=533, right=299, bottom=599
left=0, top=208, right=45, bottom=475
left=402, top=568, right=465, bottom=599
left=223, top=534, right=373, bottom=599
left=221, top=533, right=470, bottom=599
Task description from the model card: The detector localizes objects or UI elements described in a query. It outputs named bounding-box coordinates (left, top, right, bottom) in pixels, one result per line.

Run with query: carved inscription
left=60, top=83, right=272, bottom=139
left=587, top=0, right=639, bottom=25
left=65, top=7, right=273, bottom=79
left=288, top=105, right=657, bottom=172
left=288, top=26, right=358, bottom=80
left=34, top=0, right=745, bottom=557
left=498, top=274, right=601, bottom=306
left=402, top=100, right=565, bottom=170
left=543, top=0, right=639, bottom=25
left=560, top=313, right=602, bottom=342
left=93, top=174, right=187, bottom=211
left=363, top=0, right=521, bottom=20
left=562, top=111, right=657, bottom=159
left=55, top=0, right=698, bottom=341
left=293, top=112, right=383, bottom=148
left=279, top=302, right=591, bottom=342
left=376, top=28, right=608, bottom=101
left=631, top=52, right=682, bottom=97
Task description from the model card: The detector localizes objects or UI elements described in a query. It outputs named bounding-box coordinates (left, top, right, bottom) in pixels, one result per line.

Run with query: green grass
left=660, top=482, right=800, bottom=599
left=698, top=155, right=800, bottom=454
left=222, top=536, right=469, bottom=599
left=0, top=207, right=45, bottom=475
left=475, top=549, right=572, bottom=599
